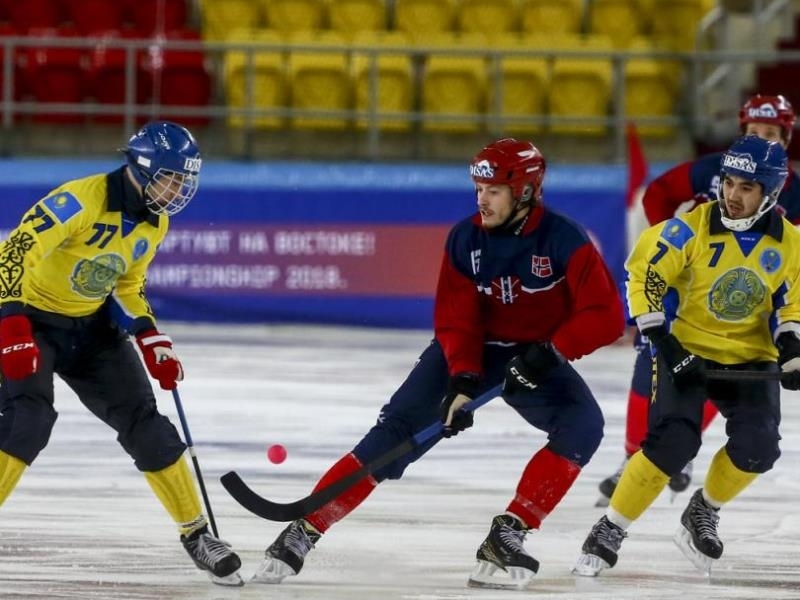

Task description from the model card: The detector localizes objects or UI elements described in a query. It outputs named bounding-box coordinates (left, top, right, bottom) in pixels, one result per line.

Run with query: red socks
left=305, top=453, right=377, bottom=533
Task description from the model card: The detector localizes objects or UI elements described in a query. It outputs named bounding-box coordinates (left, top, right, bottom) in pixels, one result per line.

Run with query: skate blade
left=467, top=560, right=535, bottom=590
left=251, top=556, right=297, bottom=584
left=673, top=526, right=714, bottom=576
left=572, top=553, right=610, bottom=577
left=210, top=571, right=245, bottom=587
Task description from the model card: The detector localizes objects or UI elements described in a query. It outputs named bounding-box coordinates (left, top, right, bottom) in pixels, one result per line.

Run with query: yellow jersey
left=626, top=201, right=800, bottom=363
left=0, top=168, right=167, bottom=333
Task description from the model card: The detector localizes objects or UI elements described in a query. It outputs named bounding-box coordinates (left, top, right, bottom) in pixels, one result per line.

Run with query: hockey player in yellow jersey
left=0, top=121, right=242, bottom=585
left=573, top=135, right=800, bottom=577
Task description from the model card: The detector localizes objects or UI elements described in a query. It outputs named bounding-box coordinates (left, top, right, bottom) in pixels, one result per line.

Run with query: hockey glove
left=135, top=329, right=184, bottom=390
left=503, top=342, right=563, bottom=395
left=0, top=315, right=40, bottom=380
left=440, top=373, right=481, bottom=438
left=643, top=325, right=706, bottom=391
left=776, top=331, right=800, bottom=390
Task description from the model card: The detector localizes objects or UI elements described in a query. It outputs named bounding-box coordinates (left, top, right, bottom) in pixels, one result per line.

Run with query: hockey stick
left=220, top=383, right=503, bottom=522
left=172, top=387, right=219, bottom=537
left=706, top=369, right=785, bottom=381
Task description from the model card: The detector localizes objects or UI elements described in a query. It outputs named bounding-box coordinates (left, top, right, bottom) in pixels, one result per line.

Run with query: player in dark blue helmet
left=0, top=121, right=242, bottom=586
left=575, top=135, right=800, bottom=577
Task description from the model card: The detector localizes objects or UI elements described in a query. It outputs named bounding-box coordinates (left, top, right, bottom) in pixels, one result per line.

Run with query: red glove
left=135, top=329, right=183, bottom=390
left=0, top=315, right=40, bottom=380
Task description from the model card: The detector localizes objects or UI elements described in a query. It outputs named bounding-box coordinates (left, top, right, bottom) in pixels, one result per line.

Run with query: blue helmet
left=123, top=121, right=201, bottom=216
left=717, top=134, right=789, bottom=231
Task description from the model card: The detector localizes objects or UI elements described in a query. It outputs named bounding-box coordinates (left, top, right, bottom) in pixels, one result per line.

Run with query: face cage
left=717, top=177, right=778, bottom=232
left=143, top=168, right=199, bottom=216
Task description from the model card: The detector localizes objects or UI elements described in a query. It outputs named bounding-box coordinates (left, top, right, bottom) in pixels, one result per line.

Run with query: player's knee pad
left=0, top=398, right=57, bottom=464
left=548, top=422, right=603, bottom=468
left=118, top=411, right=186, bottom=471
left=352, top=414, right=430, bottom=482
left=726, top=420, right=780, bottom=473
left=642, top=417, right=701, bottom=475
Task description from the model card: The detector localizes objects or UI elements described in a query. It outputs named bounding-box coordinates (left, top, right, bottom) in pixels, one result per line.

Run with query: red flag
left=626, top=121, right=648, bottom=208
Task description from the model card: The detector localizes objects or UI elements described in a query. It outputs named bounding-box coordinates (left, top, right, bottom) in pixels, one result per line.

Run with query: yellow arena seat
left=625, top=57, right=679, bottom=138
left=420, top=33, right=488, bottom=132
left=519, top=0, right=583, bottom=36
left=650, top=0, right=709, bottom=50
left=286, top=31, right=352, bottom=130
left=547, top=34, right=614, bottom=135
left=200, top=0, right=263, bottom=41
left=457, top=0, right=518, bottom=34
left=487, top=38, right=549, bottom=134
left=394, top=0, right=457, bottom=39
left=261, top=0, right=327, bottom=35
left=351, top=31, right=415, bottom=132
left=223, top=29, right=288, bottom=129
left=587, top=0, right=648, bottom=48
left=328, top=0, right=388, bottom=39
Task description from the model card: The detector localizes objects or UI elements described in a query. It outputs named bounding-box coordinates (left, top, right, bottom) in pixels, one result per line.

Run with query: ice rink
left=2, top=324, right=800, bottom=600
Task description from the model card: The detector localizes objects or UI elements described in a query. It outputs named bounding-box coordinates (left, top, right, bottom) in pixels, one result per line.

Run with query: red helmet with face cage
left=739, top=94, right=796, bottom=143
left=469, top=138, right=546, bottom=204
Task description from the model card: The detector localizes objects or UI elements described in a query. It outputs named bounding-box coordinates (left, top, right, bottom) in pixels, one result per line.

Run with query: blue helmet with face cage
left=717, top=134, right=789, bottom=231
left=123, top=121, right=201, bottom=216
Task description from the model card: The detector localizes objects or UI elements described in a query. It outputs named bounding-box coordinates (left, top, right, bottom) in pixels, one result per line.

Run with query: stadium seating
left=547, top=34, right=614, bottom=135
left=4, top=0, right=64, bottom=32
left=123, top=0, right=189, bottom=36
left=487, top=37, right=549, bottom=134
left=328, top=0, right=388, bottom=39
left=420, top=32, right=488, bottom=132
left=518, top=0, right=583, bottom=36
left=143, top=29, right=212, bottom=126
left=286, top=31, right=351, bottom=130
left=223, top=29, right=287, bottom=129
left=63, top=0, right=126, bottom=36
left=650, top=0, right=710, bottom=50
left=457, top=0, right=517, bottom=34
left=394, top=0, right=456, bottom=39
left=261, top=0, right=327, bottom=35
left=84, top=29, right=151, bottom=124
left=351, top=30, right=415, bottom=131
left=20, top=26, right=85, bottom=123
left=625, top=55, right=679, bottom=137
left=200, top=0, right=263, bottom=41
left=587, top=0, right=647, bottom=48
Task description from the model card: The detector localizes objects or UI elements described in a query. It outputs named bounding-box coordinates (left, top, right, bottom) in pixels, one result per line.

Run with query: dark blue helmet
left=123, top=121, right=201, bottom=216
left=718, top=134, right=789, bottom=231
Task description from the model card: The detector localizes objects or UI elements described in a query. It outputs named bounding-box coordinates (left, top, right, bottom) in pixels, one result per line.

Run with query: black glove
left=503, top=342, right=563, bottom=395
left=776, top=331, right=800, bottom=390
left=440, top=373, right=481, bottom=438
left=644, top=325, right=706, bottom=391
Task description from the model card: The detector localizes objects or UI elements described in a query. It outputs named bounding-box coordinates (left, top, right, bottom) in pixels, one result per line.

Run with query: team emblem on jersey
left=70, top=253, right=126, bottom=299
left=759, top=248, right=782, bottom=273
left=708, top=267, right=766, bottom=321
left=531, top=255, right=553, bottom=277
left=661, top=218, right=694, bottom=249
left=42, top=192, right=82, bottom=224
left=133, top=238, right=149, bottom=261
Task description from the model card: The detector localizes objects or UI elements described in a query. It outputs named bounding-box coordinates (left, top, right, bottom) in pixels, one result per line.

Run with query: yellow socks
left=609, top=450, right=670, bottom=524
left=0, top=450, right=27, bottom=506
left=144, top=456, right=206, bottom=535
left=704, top=447, right=758, bottom=507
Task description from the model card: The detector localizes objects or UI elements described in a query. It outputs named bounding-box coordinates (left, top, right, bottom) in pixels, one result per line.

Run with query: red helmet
left=739, top=94, right=796, bottom=143
left=469, top=138, right=546, bottom=204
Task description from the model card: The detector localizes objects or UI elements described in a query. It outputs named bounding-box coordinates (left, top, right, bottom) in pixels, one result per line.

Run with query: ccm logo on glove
left=0, top=315, right=40, bottom=380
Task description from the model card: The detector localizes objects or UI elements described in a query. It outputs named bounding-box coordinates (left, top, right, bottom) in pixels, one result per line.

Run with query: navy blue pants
left=0, top=308, right=185, bottom=470
left=352, top=339, right=604, bottom=481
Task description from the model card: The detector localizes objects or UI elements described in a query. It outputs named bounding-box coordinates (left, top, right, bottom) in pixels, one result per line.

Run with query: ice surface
left=2, top=324, right=799, bottom=599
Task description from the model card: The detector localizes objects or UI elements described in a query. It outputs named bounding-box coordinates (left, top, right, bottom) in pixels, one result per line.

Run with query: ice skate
left=668, top=461, right=693, bottom=503
left=572, top=516, right=627, bottom=577
left=467, top=514, right=538, bottom=590
left=673, top=489, right=722, bottom=575
left=595, top=455, right=629, bottom=507
left=181, top=525, right=243, bottom=586
left=252, top=519, right=321, bottom=584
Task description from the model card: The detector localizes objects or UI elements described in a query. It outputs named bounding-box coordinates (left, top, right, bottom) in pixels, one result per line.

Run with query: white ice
left=2, top=324, right=799, bottom=599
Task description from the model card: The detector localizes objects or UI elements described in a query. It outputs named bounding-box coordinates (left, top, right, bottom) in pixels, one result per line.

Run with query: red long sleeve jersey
left=643, top=152, right=800, bottom=226
left=433, top=206, right=625, bottom=376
